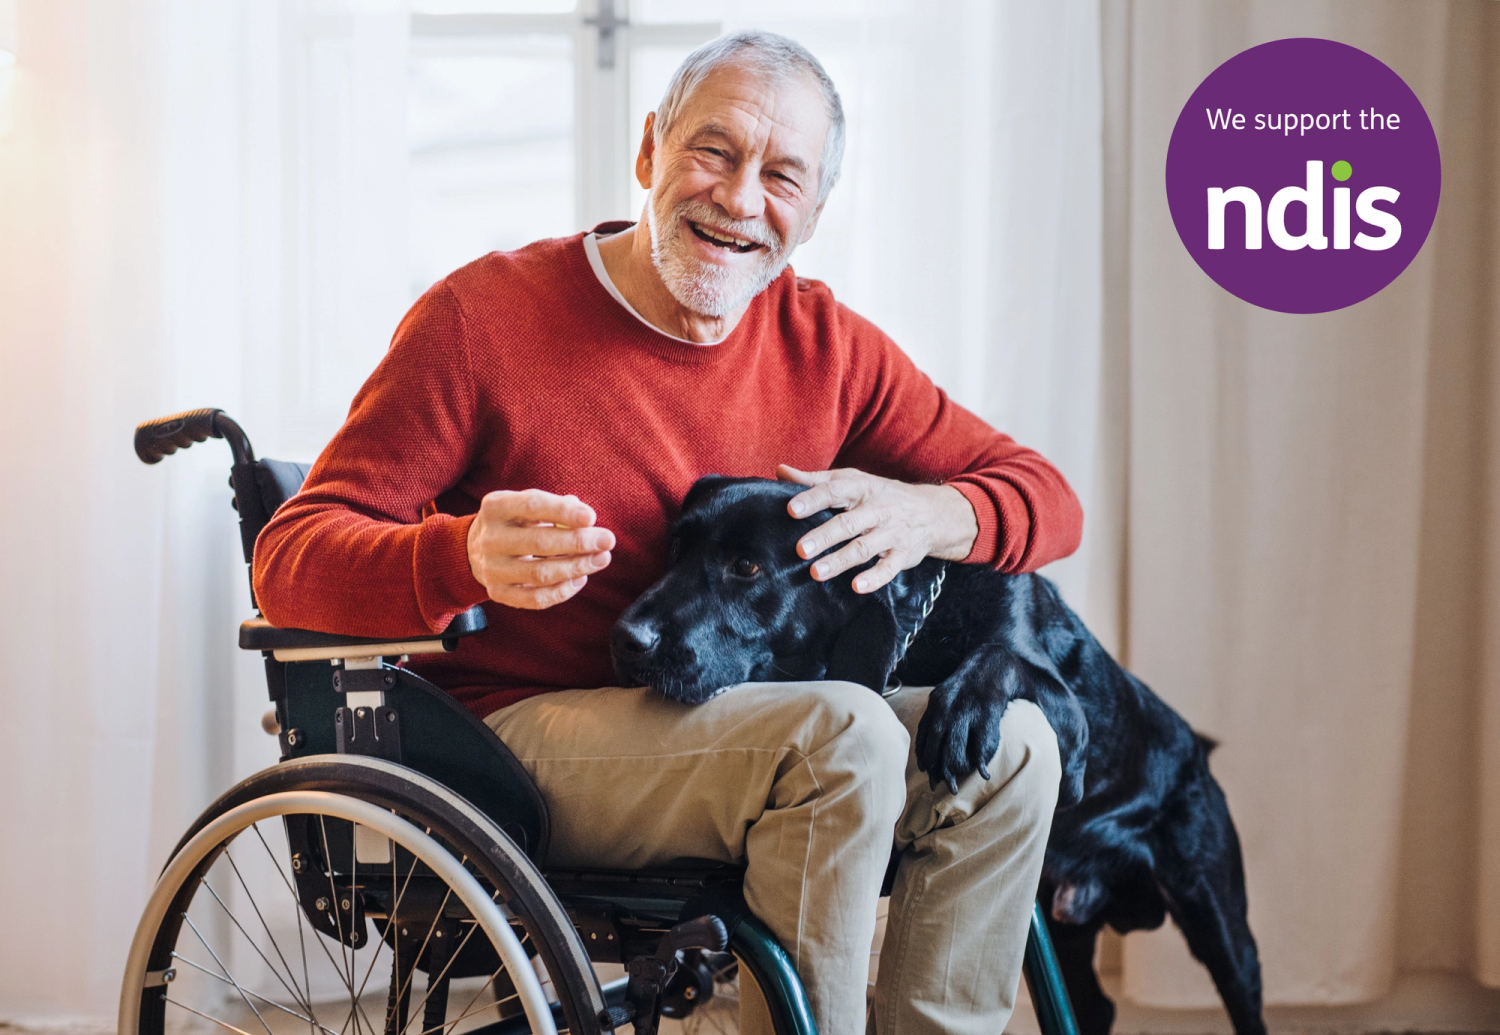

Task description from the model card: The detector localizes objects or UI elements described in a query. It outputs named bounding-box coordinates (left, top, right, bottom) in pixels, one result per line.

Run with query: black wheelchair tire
left=121, top=754, right=607, bottom=1035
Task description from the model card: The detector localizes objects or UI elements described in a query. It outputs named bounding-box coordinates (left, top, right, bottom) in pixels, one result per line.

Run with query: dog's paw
left=914, top=682, right=1008, bottom=794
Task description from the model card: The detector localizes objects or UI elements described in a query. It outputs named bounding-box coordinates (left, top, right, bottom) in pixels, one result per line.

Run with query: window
left=408, top=30, right=576, bottom=298
left=407, top=0, right=720, bottom=299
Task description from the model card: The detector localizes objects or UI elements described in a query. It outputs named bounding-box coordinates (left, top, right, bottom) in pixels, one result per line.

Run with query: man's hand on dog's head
left=777, top=465, right=978, bottom=594
left=467, top=489, right=615, bottom=610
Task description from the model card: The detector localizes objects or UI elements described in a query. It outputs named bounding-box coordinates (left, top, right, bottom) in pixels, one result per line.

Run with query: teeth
left=695, top=222, right=755, bottom=248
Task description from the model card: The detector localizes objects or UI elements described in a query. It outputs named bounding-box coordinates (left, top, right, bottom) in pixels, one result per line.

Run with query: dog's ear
left=1004, top=594, right=1090, bottom=808
left=680, top=475, right=739, bottom=515
left=825, top=590, right=901, bottom=693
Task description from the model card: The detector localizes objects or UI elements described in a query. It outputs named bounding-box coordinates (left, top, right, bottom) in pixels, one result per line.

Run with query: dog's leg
left=1156, top=776, right=1266, bottom=1035
left=914, top=644, right=1089, bottom=800
left=1045, top=912, right=1115, bottom=1035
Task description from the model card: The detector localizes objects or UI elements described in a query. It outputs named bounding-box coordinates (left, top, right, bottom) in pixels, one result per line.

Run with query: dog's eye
left=667, top=537, right=682, bottom=563
left=730, top=558, right=761, bottom=578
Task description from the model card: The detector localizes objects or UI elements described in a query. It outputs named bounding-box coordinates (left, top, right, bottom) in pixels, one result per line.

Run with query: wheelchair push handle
left=134, top=408, right=255, bottom=467
left=134, top=407, right=265, bottom=597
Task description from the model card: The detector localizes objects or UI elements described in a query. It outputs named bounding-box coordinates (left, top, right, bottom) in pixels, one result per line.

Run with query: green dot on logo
left=1331, top=160, right=1353, bottom=181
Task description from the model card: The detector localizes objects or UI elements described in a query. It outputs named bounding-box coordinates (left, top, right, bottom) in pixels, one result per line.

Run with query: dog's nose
left=612, top=619, right=660, bottom=658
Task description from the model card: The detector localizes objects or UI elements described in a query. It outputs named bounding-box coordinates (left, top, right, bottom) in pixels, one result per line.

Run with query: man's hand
left=467, top=489, right=615, bottom=610
left=778, top=465, right=978, bottom=594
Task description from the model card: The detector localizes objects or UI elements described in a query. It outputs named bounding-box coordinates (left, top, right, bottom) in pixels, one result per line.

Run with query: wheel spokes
left=161, top=993, right=261, bottom=1035
left=400, top=894, right=496, bottom=1034
left=180, top=911, right=278, bottom=1035
left=440, top=966, right=521, bottom=1035
left=352, top=828, right=424, bottom=1006
left=145, top=799, right=557, bottom=1035
left=170, top=952, right=342, bottom=1035
left=315, top=814, right=380, bottom=1035
left=161, top=818, right=389, bottom=1035
left=201, top=871, right=311, bottom=1015
left=254, top=819, right=359, bottom=1030
left=390, top=863, right=463, bottom=1027
left=222, top=845, right=313, bottom=1013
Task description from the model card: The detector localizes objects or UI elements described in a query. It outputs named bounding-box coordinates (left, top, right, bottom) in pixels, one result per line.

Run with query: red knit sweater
left=253, top=230, right=1083, bottom=718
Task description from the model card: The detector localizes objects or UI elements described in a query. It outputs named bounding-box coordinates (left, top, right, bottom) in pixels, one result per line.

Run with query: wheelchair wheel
left=120, top=756, right=606, bottom=1035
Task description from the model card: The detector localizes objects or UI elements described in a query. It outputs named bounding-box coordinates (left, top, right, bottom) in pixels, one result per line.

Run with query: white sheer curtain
left=0, top=1, right=168, bottom=1018
left=0, top=0, right=411, bottom=1024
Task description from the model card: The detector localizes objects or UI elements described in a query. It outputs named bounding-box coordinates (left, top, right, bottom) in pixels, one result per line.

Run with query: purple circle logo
left=1166, top=38, right=1441, bottom=314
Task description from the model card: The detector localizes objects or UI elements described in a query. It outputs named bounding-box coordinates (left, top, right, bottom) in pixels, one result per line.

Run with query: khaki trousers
left=486, top=681, right=1060, bottom=1035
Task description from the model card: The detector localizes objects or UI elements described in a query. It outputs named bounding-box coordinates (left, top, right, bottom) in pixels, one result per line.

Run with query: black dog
left=610, top=476, right=1265, bottom=1035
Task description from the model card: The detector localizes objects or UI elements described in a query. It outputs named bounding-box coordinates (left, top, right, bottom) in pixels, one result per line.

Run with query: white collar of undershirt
left=583, top=231, right=726, bottom=346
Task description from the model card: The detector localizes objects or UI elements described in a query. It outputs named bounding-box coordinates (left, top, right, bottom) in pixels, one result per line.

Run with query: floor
left=1006, top=969, right=1500, bottom=1035
left=8, top=962, right=1500, bottom=1034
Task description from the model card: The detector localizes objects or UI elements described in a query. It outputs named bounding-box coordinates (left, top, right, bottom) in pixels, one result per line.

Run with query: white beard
left=647, top=196, right=795, bottom=318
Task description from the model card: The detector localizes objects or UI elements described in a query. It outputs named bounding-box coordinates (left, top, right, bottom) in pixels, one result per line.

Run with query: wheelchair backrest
left=241, top=458, right=311, bottom=555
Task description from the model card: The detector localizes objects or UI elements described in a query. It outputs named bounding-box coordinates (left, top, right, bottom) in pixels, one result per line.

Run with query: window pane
left=412, top=0, right=577, bottom=13
left=627, top=42, right=697, bottom=219
left=632, top=0, right=865, bottom=23
left=631, top=0, right=721, bottom=22
left=408, top=34, right=575, bottom=298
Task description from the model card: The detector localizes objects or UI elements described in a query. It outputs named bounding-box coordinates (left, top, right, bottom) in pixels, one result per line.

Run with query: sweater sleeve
left=831, top=309, right=1083, bottom=573
left=252, top=282, right=491, bottom=637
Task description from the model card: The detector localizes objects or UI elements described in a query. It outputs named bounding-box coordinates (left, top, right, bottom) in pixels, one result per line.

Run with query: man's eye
left=730, top=558, right=761, bottom=578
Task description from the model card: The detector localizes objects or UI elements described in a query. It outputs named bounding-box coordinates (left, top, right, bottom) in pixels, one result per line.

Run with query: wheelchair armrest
left=240, top=604, right=488, bottom=662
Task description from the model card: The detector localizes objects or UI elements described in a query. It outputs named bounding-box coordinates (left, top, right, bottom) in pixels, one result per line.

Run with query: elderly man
left=256, top=29, right=1080, bottom=1035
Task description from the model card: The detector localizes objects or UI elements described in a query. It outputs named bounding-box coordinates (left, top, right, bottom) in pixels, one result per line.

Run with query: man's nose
left=710, top=162, right=765, bottom=222
left=611, top=618, right=661, bottom=658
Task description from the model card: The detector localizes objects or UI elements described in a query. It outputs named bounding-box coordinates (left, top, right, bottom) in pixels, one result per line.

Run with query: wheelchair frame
left=123, top=408, right=1081, bottom=1035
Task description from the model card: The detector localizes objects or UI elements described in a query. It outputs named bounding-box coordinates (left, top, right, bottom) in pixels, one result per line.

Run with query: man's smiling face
left=641, top=62, right=831, bottom=318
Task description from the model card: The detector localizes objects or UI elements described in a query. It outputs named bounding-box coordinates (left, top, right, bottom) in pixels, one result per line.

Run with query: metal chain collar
left=882, top=564, right=947, bottom=697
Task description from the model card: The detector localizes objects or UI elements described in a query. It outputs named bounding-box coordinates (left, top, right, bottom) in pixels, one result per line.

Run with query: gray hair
left=653, top=30, right=846, bottom=204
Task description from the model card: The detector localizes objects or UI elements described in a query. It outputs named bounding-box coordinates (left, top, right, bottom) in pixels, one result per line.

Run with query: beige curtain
left=1096, top=0, right=1500, bottom=1018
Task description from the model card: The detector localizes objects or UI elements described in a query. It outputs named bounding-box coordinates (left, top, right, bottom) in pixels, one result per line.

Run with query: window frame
left=411, top=0, right=719, bottom=228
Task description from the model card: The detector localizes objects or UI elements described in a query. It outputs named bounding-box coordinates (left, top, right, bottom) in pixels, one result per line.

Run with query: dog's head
left=610, top=476, right=914, bottom=703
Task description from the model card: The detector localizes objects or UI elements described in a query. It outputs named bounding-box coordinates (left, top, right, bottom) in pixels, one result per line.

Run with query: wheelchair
left=120, top=408, right=1083, bottom=1035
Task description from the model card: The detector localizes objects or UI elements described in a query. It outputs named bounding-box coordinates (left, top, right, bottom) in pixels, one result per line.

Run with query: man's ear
left=636, top=112, right=657, bottom=190
left=825, top=589, right=901, bottom=693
